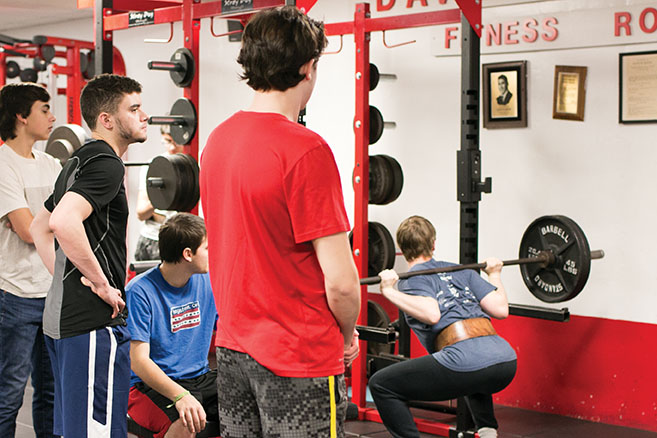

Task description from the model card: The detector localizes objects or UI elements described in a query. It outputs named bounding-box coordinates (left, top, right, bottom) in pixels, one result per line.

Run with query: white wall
left=7, top=0, right=656, bottom=324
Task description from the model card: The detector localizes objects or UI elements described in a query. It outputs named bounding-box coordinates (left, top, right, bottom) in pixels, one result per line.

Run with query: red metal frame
left=325, top=2, right=480, bottom=436
left=1, top=36, right=126, bottom=125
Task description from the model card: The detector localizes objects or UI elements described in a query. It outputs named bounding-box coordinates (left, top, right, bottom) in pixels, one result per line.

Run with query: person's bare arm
left=378, top=269, right=441, bottom=325
left=30, top=207, right=56, bottom=274
left=136, top=190, right=166, bottom=223
left=49, top=191, right=124, bottom=317
left=7, top=208, right=35, bottom=244
left=312, top=232, right=361, bottom=349
left=130, top=341, right=206, bottom=434
left=479, top=257, right=509, bottom=319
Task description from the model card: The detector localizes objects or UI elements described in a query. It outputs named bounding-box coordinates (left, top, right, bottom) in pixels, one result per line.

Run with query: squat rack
left=324, top=2, right=483, bottom=436
left=0, top=34, right=126, bottom=125
left=92, top=0, right=318, bottom=167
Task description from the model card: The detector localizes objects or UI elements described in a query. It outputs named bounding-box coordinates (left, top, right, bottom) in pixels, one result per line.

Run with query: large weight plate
left=369, top=105, right=384, bottom=145
left=170, top=48, right=195, bottom=88
left=370, top=63, right=380, bottom=91
left=518, top=215, right=591, bottom=303
left=367, top=300, right=394, bottom=357
left=46, top=124, right=88, bottom=164
left=170, top=98, right=197, bottom=145
left=349, top=221, right=396, bottom=277
left=146, top=153, right=199, bottom=212
left=368, top=154, right=403, bottom=205
left=6, top=60, right=20, bottom=79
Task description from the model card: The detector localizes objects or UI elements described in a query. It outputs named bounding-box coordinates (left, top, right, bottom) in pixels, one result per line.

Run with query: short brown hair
left=0, top=83, right=50, bottom=141
left=159, top=213, right=206, bottom=263
left=396, top=216, right=436, bottom=262
left=80, top=73, right=142, bottom=130
left=237, top=6, right=327, bottom=92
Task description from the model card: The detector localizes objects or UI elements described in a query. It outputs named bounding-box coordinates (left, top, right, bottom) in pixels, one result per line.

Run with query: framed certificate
left=482, top=61, right=527, bottom=129
left=552, top=65, right=587, bottom=121
left=619, top=51, right=657, bottom=124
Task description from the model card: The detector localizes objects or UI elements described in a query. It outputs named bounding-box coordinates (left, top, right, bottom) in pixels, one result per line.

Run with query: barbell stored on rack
left=359, top=215, right=604, bottom=303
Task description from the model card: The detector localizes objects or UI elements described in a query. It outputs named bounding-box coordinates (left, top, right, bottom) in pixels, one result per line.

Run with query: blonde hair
left=396, top=216, right=436, bottom=262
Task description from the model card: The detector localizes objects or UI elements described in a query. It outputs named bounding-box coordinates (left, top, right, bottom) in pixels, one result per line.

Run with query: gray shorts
left=216, top=347, right=347, bottom=438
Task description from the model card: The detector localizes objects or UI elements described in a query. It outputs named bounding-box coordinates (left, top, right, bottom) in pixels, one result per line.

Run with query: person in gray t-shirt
left=0, top=83, right=61, bottom=438
left=369, top=215, right=517, bottom=438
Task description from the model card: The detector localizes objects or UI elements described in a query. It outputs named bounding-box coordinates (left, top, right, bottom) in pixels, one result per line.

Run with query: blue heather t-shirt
left=126, top=267, right=218, bottom=386
left=398, top=259, right=516, bottom=372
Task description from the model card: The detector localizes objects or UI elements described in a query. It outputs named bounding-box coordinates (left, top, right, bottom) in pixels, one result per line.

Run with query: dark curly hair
left=80, top=73, right=142, bottom=130
left=237, top=6, right=327, bottom=92
left=0, top=83, right=50, bottom=141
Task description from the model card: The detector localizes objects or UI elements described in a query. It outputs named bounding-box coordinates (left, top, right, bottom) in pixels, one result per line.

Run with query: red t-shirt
left=200, top=111, right=351, bottom=377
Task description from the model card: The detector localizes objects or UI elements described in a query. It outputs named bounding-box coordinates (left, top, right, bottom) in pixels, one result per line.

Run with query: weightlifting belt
left=434, top=318, right=496, bottom=352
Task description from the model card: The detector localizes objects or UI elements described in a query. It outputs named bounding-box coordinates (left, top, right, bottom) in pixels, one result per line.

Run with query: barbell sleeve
left=148, top=115, right=188, bottom=126
left=147, top=61, right=184, bottom=72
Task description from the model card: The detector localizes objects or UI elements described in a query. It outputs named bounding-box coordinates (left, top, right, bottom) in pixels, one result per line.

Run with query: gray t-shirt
left=398, top=259, right=517, bottom=372
left=0, top=145, right=61, bottom=298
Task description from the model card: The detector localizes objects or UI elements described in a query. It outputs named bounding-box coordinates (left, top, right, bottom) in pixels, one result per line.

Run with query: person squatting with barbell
left=369, top=216, right=518, bottom=438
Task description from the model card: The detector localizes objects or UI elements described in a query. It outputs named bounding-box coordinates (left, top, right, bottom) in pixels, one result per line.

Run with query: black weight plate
left=169, top=48, right=195, bottom=88
left=368, top=155, right=391, bottom=205
left=84, top=51, right=95, bottom=80
left=79, top=51, right=89, bottom=75
left=348, top=221, right=396, bottom=277
left=380, top=154, right=403, bottom=205
left=367, top=300, right=394, bottom=356
left=170, top=98, right=197, bottom=145
left=370, top=63, right=380, bottom=91
left=6, top=60, right=20, bottom=79
left=33, top=57, right=48, bottom=72
left=19, top=68, right=37, bottom=83
left=172, top=154, right=199, bottom=212
left=41, top=45, right=56, bottom=62
left=368, top=221, right=396, bottom=277
left=369, top=105, right=384, bottom=145
left=146, top=155, right=178, bottom=211
left=518, top=215, right=591, bottom=303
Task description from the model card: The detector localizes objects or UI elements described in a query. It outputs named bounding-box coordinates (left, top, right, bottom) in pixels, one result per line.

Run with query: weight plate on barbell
left=146, top=153, right=199, bottom=212
left=46, top=124, right=88, bottom=164
left=518, top=215, right=591, bottom=303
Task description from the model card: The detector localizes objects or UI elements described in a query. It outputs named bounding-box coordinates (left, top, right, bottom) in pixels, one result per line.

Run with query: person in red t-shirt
left=199, top=5, right=361, bottom=438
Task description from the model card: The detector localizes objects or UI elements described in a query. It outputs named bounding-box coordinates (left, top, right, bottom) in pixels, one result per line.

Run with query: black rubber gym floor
left=15, top=384, right=656, bottom=437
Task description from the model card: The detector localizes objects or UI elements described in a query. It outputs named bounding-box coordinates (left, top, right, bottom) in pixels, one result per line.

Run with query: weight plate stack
left=350, top=221, right=396, bottom=277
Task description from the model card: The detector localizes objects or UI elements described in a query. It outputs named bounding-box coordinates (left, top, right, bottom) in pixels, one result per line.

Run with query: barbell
left=359, top=215, right=604, bottom=303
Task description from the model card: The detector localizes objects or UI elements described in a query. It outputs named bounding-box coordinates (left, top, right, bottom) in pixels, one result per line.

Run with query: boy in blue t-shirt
left=368, top=215, right=517, bottom=438
left=126, top=213, right=218, bottom=438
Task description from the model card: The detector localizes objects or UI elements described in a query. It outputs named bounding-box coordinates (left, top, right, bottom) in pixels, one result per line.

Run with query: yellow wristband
left=166, top=390, right=190, bottom=408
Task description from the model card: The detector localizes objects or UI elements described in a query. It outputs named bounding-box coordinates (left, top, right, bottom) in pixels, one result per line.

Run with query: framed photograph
left=552, top=65, right=587, bottom=121
left=482, top=61, right=527, bottom=129
left=619, top=50, right=657, bottom=124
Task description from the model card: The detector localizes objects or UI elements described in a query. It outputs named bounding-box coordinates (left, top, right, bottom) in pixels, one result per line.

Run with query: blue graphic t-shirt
left=126, top=267, right=218, bottom=386
left=398, top=259, right=516, bottom=371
